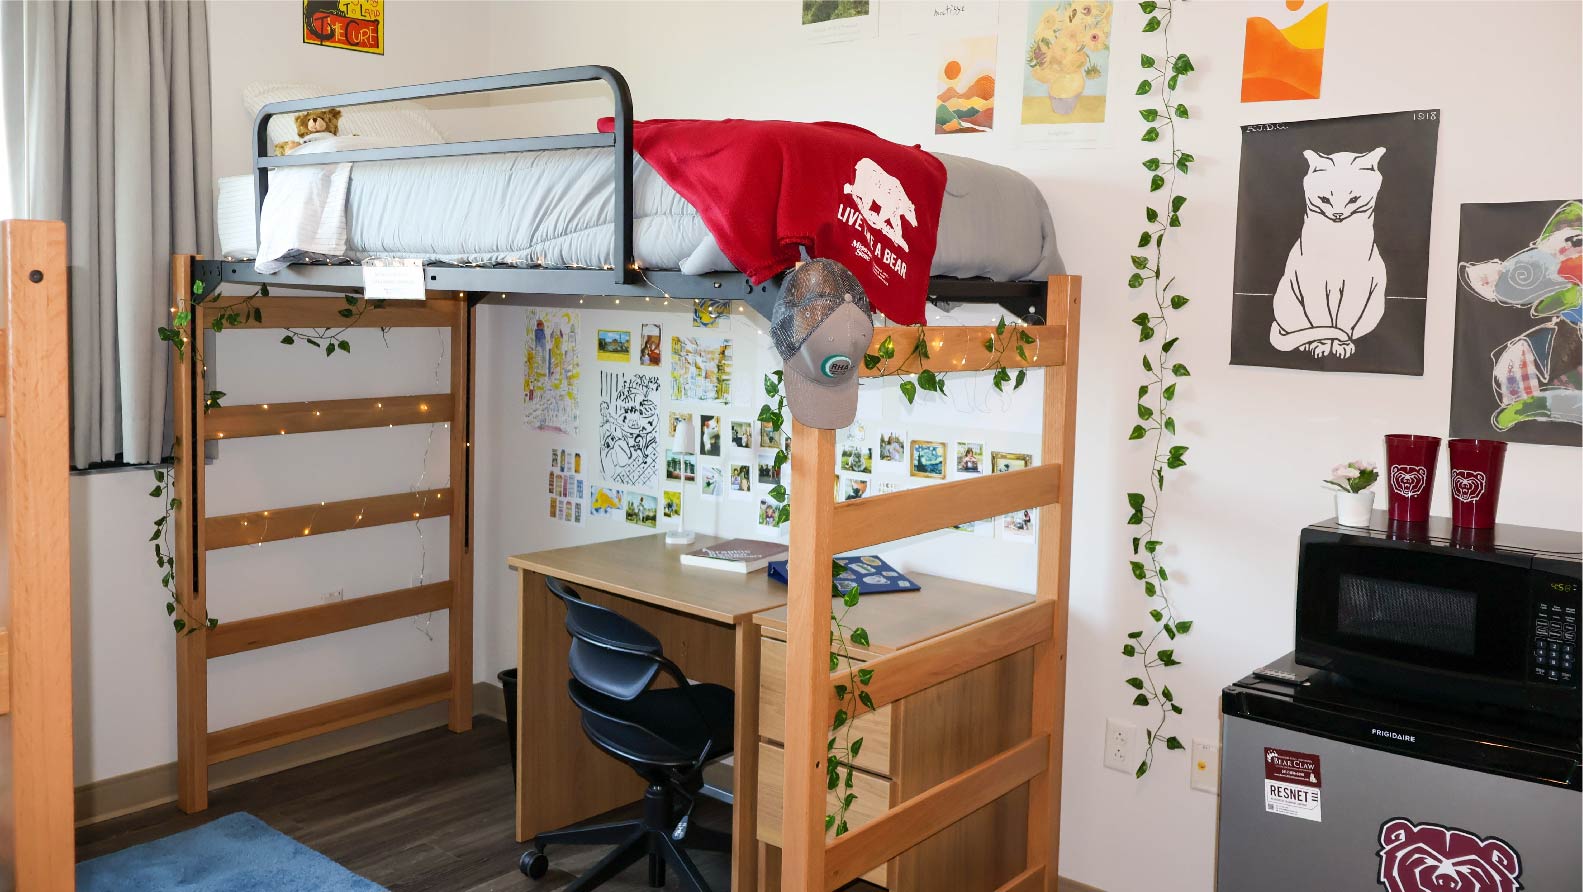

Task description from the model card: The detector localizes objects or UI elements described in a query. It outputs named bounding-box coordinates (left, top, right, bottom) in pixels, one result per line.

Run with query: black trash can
left=498, top=668, right=518, bottom=782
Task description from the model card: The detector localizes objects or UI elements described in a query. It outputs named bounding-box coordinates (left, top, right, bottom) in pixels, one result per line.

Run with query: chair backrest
left=545, top=576, right=673, bottom=701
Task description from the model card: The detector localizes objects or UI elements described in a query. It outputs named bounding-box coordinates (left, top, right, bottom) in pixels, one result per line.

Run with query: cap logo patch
left=822, top=355, right=853, bottom=378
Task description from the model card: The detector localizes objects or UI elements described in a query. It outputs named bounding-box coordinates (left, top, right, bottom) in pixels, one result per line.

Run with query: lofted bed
left=170, top=65, right=1079, bottom=891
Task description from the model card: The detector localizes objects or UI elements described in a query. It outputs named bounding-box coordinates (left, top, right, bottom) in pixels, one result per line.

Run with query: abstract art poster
left=1449, top=200, right=1581, bottom=447
left=1229, top=110, right=1441, bottom=375
left=1241, top=1, right=1327, bottom=102
left=935, top=35, right=996, bottom=135
left=523, top=309, right=579, bottom=434
left=590, top=486, right=624, bottom=517
left=597, top=370, right=661, bottom=488
left=1020, top=2, right=1112, bottom=135
left=671, top=336, right=733, bottom=403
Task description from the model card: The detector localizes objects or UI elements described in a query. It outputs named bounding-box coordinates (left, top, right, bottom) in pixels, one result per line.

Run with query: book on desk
left=767, top=554, right=921, bottom=594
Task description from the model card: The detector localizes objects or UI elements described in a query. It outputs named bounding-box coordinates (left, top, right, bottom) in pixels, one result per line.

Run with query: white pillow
left=243, top=80, right=446, bottom=150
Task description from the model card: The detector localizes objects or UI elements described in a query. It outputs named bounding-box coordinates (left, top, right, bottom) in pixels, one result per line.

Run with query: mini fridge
left=1216, top=657, right=1581, bottom=891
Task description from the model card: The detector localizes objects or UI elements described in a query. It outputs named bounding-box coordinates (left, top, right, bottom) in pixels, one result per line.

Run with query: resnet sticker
left=1264, top=747, right=1322, bottom=822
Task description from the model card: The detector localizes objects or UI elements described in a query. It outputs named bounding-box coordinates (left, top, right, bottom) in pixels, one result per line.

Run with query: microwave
left=1294, top=512, right=1582, bottom=720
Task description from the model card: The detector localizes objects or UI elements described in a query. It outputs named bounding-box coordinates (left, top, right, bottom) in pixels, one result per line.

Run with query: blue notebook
left=767, top=555, right=921, bottom=594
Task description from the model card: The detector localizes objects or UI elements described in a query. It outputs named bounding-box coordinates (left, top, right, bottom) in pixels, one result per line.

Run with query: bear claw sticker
left=1377, top=818, right=1523, bottom=892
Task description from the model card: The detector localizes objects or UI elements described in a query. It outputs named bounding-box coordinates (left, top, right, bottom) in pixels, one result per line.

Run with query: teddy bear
left=273, top=107, right=343, bottom=156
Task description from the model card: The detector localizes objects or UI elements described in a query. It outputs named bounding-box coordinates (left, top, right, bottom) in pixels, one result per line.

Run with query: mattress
left=217, top=148, right=1062, bottom=281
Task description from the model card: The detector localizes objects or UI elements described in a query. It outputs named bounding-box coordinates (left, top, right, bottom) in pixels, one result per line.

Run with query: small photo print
left=991, top=451, right=1033, bottom=473
left=758, top=498, right=784, bottom=528
left=840, top=476, right=870, bottom=501
left=730, top=420, right=754, bottom=449
left=757, top=451, right=783, bottom=486
left=700, top=465, right=723, bottom=498
left=549, top=498, right=558, bottom=519
left=910, top=440, right=947, bottom=479
left=840, top=444, right=873, bottom=474
left=729, top=463, right=754, bottom=494
left=955, top=441, right=984, bottom=475
left=591, top=486, right=624, bottom=516
left=700, top=414, right=722, bottom=457
left=624, top=492, right=659, bottom=528
left=663, top=489, right=683, bottom=519
left=669, top=412, right=693, bottom=438
left=638, top=323, right=662, bottom=367
left=878, top=430, right=907, bottom=465
left=547, top=471, right=556, bottom=495
left=597, top=329, right=632, bottom=362
left=758, top=420, right=783, bottom=451
left=1000, top=508, right=1037, bottom=542
left=666, top=450, right=697, bottom=482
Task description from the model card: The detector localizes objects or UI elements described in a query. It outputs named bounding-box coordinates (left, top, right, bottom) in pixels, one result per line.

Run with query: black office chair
left=519, top=577, right=734, bottom=891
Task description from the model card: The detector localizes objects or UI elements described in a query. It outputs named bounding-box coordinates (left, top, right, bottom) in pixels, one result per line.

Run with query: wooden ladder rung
left=206, top=488, right=452, bottom=550
left=198, top=296, right=459, bottom=330
left=207, top=582, right=452, bottom=658
left=207, top=673, right=450, bottom=764
left=828, top=601, right=1054, bottom=725
left=823, top=734, right=1050, bottom=890
left=860, top=324, right=1067, bottom=378
left=206, top=394, right=452, bottom=440
left=994, top=864, right=1046, bottom=892
left=830, top=462, right=1062, bottom=553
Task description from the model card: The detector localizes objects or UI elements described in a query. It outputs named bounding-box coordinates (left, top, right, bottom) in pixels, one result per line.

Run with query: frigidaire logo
left=1371, top=728, right=1417, bottom=743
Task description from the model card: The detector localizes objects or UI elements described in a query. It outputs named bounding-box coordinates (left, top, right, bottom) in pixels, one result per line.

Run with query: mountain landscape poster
left=1241, top=1, right=1328, bottom=102
left=935, top=35, right=996, bottom=134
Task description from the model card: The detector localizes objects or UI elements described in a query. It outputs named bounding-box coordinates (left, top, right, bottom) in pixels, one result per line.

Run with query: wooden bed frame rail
left=780, top=275, right=1080, bottom=892
left=171, top=255, right=475, bottom=812
left=2, top=219, right=75, bottom=889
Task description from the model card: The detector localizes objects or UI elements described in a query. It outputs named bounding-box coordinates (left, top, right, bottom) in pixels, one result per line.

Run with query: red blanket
left=598, top=117, right=945, bottom=324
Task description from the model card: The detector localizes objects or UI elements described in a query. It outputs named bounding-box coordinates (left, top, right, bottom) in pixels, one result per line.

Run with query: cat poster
left=1230, top=110, right=1441, bottom=375
left=1449, top=200, right=1582, bottom=447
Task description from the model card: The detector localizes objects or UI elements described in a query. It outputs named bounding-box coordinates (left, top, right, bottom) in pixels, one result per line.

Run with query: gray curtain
left=3, top=0, right=214, bottom=466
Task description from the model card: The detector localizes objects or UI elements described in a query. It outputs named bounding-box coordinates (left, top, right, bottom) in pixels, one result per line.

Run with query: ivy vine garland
left=1123, top=0, right=1194, bottom=778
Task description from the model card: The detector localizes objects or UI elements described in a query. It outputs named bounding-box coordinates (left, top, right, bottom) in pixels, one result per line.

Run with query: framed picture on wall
left=910, top=440, right=946, bottom=479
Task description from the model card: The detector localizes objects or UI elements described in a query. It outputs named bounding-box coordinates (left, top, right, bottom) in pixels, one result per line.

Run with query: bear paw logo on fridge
left=837, top=158, right=917, bottom=285
left=1376, top=818, right=1523, bottom=892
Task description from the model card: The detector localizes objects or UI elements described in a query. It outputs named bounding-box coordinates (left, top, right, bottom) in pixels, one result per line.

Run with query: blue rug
left=77, top=812, right=386, bottom=892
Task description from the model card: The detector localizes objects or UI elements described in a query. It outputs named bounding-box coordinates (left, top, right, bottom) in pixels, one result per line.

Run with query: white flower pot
left=1334, top=489, right=1375, bottom=527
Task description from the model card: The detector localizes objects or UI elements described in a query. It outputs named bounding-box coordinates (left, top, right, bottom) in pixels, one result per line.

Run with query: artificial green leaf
left=858, top=691, right=875, bottom=711
left=1172, top=54, right=1195, bottom=75
left=166, top=602, right=176, bottom=616
left=1125, top=677, right=1145, bottom=690
left=834, top=684, right=848, bottom=701
left=1165, top=736, right=1185, bottom=751
left=1131, top=255, right=1150, bottom=271
left=192, top=280, right=205, bottom=294
left=1127, top=492, right=1146, bottom=509
left=856, top=667, right=873, bottom=685
left=899, top=380, right=917, bottom=404
left=1142, top=355, right=1153, bottom=372
left=1139, top=324, right=1155, bottom=342
left=1163, top=383, right=1177, bottom=400
left=1164, top=417, right=1176, bottom=435
left=1162, top=686, right=1174, bottom=702
left=1122, top=644, right=1136, bottom=657
left=995, top=316, right=1008, bottom=336
left=843, top=587, right=860, bottom=608
left=1014, top=369, right=1027, bottom=389
left=1170, top=294, right=1189, bottom=309
left=1128, top=273, right=1145, bottom=289
left=1149, top=609, right=1163, bottom=622
left=1137, top=384, right=1149, bottom=400
left=174, top=619, right=186, bottom=632
left=207, top=617, right=219, bottom=629
left=1175, top=620, right=1193, bottom=634
left=1171, top=362, right=1190, bottom=377
left=1138, top=231, right=1152, bottom=248
left=1150, top=174, right=1165, bottom=192
left=1167, top=73, right=1179, bottom=90
left=1176, top=158, right=1190, bottom=174
left=850, top=627, right=870, bottom=647
left=1133, top=694, right=1150, bottom=708
left=1142, top=127, right=1160, bottom=143
left=1139, top=108, right=1159, bottom=123
left=1146, top=207, right=1159, bottom=223
left=1127, top=508, right=1144, bottom=525
left=1135, top=79, right=1153, bottom=96
left=1162, top=336, right=1179, bottom=353
left=1140, top=52, right=1156, bottom=68
left=1171, top=703, right=1183, bottom=714
left=1168, top=213, right=1181, bottom=228
left=877, top=335, right=895, bottom=359
left=1127, top=630, right=1144, bottom=639
left=1174, top=103, right=1189, bottom=119
left=1142, top=157, right=1161, bottom=171
left=849, top=738, right=864, bottom=758
left=339, top=308, right=355, bottom=318
left=1130, top=561, right=1147, bottom=580
left=1143, top=15, right=1161, bottom=32
left=1137, top=403, right=1153, bottom=421
left=1171, top=195, right=1187, bottom=213
left=1139, top=1, right=1158, bottom=12
left=833, top=709, right=848, bottom=730
left=1144, top=581, right=1157, bottom=596
left=280, top=335, right=295, bottom=345
left=1128, top=424, right=1147, bottom=441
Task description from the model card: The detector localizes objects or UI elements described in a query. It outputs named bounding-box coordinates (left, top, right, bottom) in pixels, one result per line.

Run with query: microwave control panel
left=1531, top=599, right=1578, bottom=686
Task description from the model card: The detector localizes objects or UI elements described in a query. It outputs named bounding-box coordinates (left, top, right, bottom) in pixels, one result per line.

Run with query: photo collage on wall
left=547, top=448, right=585, bottom=526
left=1230, top=109, right=1441, bottom=375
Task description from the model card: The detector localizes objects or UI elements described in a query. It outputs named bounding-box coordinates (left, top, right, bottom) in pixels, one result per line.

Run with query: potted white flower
left=1323, top=460, right=1380, bottom=527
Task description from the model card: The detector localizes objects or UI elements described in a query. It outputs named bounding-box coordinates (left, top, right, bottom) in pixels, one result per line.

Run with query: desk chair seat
left=521, top=578, right=733, bottom=892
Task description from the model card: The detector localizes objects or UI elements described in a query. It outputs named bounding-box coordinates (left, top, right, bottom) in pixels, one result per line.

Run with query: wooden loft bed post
left=171, top=256, right=477, bottom=813
left=778, top=275, right=1081, bottom=892
left=2, top=219, right=75, bottom=890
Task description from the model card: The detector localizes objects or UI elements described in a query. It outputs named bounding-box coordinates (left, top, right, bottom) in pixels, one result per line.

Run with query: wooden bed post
left=3, top=219, right=75, bottom=890
left=447, top=293, right=474, bottom=731
left=173, top=254, right=210, bottom=813
left=780, top=422, right=839, bottom=892
left=1026, top=275, right=1081, bottom=887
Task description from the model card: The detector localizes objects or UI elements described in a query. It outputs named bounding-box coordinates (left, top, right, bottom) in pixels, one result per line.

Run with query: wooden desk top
left=507, top=533, right=790, bottom=625
left=753, top=574, right=1034, bottom=655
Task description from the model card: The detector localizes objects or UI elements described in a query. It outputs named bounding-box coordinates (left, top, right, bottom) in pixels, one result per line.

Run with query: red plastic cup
left=1447, top=438, right=1507, bottom=529
left=1384, top=434, right=1440, bottom=523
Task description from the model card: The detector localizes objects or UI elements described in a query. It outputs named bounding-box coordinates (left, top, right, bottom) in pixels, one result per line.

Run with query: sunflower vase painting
left=1022, top=1, right=1113, bottom=126
left=936, top=36, right=997, bottom=135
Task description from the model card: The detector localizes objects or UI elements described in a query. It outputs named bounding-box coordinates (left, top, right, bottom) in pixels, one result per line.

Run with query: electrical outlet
left=1103, top=719, right=1137, bottom=773
left=1191, top=738, right=1220, bottom=794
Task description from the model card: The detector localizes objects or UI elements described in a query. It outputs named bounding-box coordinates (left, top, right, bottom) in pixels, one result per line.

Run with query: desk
left=509, top=533, right=787, bottom=892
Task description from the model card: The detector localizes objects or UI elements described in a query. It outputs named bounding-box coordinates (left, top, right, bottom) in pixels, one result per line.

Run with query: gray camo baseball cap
left=771, top=260, right=874, bottom=430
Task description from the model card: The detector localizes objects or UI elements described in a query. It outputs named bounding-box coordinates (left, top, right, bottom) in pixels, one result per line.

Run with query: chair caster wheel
left=520, top=849, right=549, bottom=879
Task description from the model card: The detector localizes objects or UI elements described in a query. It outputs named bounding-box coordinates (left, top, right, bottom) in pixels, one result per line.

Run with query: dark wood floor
left=77, top=718, right=733, bottom=892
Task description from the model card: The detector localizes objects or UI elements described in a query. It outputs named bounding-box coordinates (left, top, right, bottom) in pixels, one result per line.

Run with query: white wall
left=67, top=4, right=1582, bottom=892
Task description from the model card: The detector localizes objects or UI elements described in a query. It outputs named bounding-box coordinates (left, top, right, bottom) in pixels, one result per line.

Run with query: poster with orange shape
left=1241, top=1, right=1327, bottom=102
left=936, top=36, right=998, bottom=134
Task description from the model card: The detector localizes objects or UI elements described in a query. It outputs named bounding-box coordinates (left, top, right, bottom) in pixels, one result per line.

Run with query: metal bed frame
left=190, top=65, right=1049, bottom=322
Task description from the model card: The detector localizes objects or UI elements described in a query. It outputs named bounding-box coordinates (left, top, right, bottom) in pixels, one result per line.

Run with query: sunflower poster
left=1021, top=1, right=1113, bottom=127
left=936, top=36, right=997, bottom=134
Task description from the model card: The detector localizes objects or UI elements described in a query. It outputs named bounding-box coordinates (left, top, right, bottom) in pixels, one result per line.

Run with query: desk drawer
left=756, top=741, right=891, bottom=887
left=759, top=636, right=893, bottom=776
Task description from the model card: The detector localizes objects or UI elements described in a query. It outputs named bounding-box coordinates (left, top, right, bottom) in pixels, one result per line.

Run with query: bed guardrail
left=253, top=65, right=635, bottom=285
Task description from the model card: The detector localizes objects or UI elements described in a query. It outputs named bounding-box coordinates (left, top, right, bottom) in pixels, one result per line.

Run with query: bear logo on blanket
left=843, top=158, right=917, bottom=252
